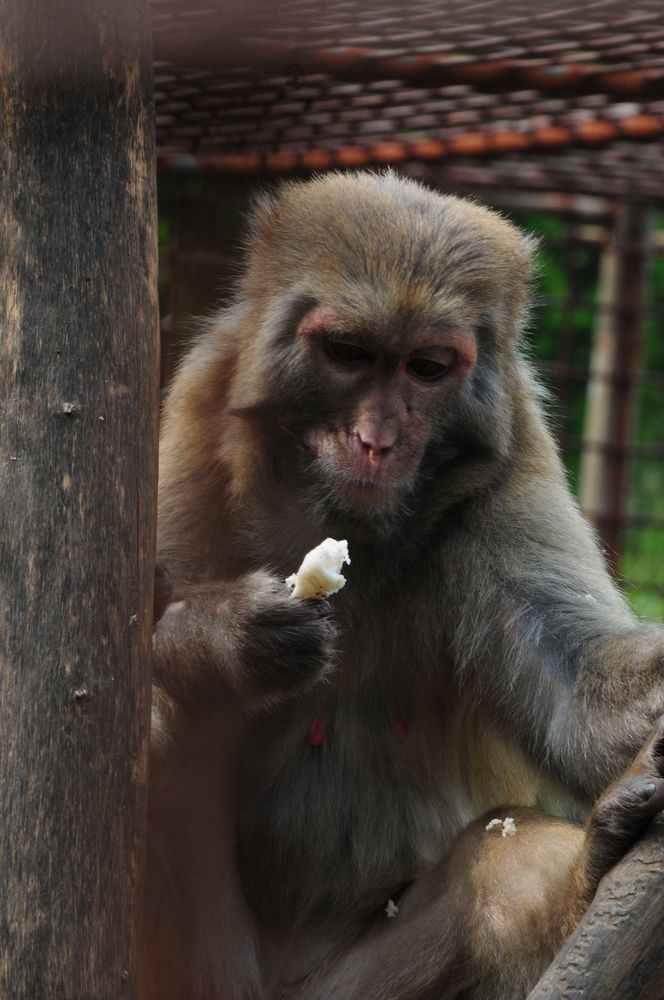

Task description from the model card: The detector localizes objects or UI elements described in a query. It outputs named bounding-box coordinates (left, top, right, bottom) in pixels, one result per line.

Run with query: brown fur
left=144, top=173, right=664, bottom=1000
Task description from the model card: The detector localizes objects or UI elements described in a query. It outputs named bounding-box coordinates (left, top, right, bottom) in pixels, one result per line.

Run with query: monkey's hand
left=580, top=716, right=664, bottom=897
left=152, top=570, right=336, bottom=711
left=153, top=557, right=174, bottom=627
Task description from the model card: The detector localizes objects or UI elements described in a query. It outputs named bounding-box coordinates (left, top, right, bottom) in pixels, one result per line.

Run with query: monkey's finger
left=154, top=558, right=174, bottom=627
left=634, top=778, right=664, bottom=816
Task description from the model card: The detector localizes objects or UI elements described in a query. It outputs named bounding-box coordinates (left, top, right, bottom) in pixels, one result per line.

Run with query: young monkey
left=145, top=172, right=664, bottom=1000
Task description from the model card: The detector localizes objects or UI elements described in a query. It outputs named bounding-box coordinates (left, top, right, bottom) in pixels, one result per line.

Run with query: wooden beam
left=152, top=23, right=664, bottom=102
left=154, top=112, right=664, bottom=179
left=0, top=2, right=158, bottom=997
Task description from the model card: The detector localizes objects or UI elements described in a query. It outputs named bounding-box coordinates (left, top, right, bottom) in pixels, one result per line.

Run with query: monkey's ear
left=512, top=232, right=541, bottom=336
left=518, top=231, right=540, bottom=278
left=246, top=190, right=280, bottom=247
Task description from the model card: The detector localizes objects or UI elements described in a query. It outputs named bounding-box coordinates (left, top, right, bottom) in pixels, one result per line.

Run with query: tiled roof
left=152, top=1, right=664, bottom=198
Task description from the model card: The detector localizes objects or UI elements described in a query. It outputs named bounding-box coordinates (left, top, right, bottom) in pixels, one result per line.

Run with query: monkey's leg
left=283, top=811, right=583, bottom=1000
left=285, top=722, right=664, bottom=1000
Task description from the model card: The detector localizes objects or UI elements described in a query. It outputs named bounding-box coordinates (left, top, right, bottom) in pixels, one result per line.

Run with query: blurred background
left=151, top=0, right=664, bottom=619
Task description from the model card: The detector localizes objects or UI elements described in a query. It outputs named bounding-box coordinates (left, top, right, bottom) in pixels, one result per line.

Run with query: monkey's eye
left=325, top=339, right=373, bottom=367
left=407, top=356, right=452, bottom=382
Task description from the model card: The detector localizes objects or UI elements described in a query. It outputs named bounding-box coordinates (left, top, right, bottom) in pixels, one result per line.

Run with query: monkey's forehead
left=246, top=172, right=533, bottom=324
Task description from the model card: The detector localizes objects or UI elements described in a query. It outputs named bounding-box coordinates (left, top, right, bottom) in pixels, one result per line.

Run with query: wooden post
left=0, top=3, right=158, bottom=998
left=528, top=817, right=664, bottom=998
left=579, top=206, right=653, bottom=571
left=579, top=221, right=621, bottom=519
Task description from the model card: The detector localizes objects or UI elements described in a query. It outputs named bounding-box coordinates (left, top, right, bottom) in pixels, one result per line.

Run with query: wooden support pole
left=528, top=817, right=664, bottom=998
left=579, top=205, right=653, bottom=572
left=0, top=3, right=158, bottom=997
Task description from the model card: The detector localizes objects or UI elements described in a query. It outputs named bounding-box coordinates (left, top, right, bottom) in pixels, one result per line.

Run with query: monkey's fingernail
left=638, top=782, right=657, bottom=801
left=317, top=599, right=332, bottom=616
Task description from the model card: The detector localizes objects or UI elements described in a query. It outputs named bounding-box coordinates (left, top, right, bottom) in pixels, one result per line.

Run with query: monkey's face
left=235, top=172, right=533, bottom=533
left=285, top=304, right=479, bottom=520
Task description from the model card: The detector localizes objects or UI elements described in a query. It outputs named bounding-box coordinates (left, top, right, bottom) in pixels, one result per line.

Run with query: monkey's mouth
left=303, top=427, right=416, bottom=507
left=335, top=477, right=393, bottom=506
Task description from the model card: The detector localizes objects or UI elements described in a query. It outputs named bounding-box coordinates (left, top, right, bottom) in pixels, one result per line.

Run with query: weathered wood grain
left=0, top=2, right=158, bottom=997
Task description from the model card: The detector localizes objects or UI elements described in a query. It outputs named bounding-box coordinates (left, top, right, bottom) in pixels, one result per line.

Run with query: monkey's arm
left=450, top=477, right=664, bottom=799
left=152, top=570, right=335, bottom=712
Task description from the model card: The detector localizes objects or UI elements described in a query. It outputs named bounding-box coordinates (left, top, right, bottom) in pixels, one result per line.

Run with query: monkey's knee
left=457, top=809, right=585, bottom=992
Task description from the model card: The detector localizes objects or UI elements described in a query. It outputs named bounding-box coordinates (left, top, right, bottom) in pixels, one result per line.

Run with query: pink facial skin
left=297, top=307, right=477, bottom=505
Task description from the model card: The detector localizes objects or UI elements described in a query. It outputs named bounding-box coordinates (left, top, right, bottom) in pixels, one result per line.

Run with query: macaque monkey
left=144, top=172, right=664, bottom=1000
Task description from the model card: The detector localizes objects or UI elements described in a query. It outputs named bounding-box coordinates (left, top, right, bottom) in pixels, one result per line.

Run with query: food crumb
left=486, top=816, right=517, bottom=838
left=502, top=817, right=517, bottom=838
left=385, top=898, right=399, bottom=918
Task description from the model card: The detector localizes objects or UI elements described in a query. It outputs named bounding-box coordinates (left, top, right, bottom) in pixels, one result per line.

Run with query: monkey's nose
left=353, top=417, right=398, bottom=459
left=365, top=442, right=392, bottom=463
left=353, top=433, right=394, bottom=466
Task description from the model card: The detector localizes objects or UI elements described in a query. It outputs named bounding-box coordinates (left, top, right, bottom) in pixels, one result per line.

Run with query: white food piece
left=584, top=593, right=598, bottom=604
left=502, top=817, right=517, bottom=838
left=286, top=538, right=351, bottom=599
left=485, top=816, right=517, bottom=838
left=385, top=898, right=399, bottom=918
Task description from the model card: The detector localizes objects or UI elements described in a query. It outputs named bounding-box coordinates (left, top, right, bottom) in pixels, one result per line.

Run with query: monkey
left=143, top=171, right=664, bottom=1000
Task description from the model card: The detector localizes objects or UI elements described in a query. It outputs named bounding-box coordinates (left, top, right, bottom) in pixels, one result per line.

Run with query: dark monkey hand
left=152, top=570, right=337, bottom=707
left=233, top=571, right=338, bottom=703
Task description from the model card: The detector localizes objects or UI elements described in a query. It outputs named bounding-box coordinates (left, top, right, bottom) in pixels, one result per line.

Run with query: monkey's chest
left=237, top=702, right=462, bottom=926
